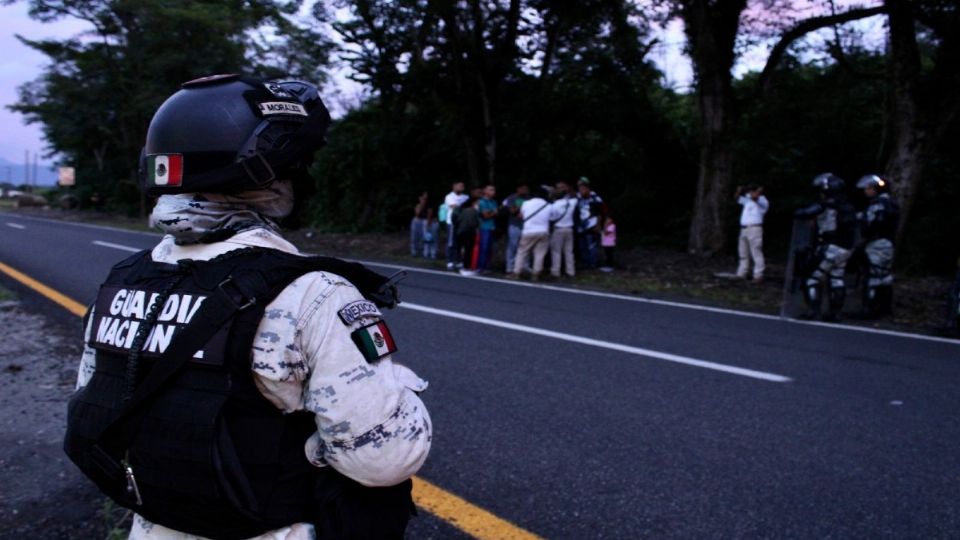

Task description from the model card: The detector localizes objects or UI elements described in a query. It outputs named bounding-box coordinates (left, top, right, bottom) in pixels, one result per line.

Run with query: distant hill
left=0, top=156, right=59, bottom=186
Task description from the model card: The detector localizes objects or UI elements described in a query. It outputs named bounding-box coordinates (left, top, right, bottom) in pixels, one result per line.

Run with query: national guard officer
left=855, top=174, right=900, bottom=318
left=794, top=173, right=858, bottom=321
left=64, top=74, right=431, bottom=540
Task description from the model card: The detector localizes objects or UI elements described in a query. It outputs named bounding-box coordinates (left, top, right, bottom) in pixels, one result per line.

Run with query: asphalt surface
left=1, top=212, right=959, bottom=539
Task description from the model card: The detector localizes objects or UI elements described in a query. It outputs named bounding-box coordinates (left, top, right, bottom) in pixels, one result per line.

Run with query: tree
left=675, top=0, right=745, bottom=256
left=667, top=0, right=885, bottom=255
left=8, top=0, right=331, bottom=213
left=882, top=0, right=960, bottom=244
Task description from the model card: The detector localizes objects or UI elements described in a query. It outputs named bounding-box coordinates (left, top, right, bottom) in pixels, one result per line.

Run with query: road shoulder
left=0, top=300, right=125, bottom=538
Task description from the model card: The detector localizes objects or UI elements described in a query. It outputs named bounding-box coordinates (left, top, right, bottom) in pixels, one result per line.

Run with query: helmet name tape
left=257, top=101, right=308, bottom=117
left=147, top=154, right=183, bottom=186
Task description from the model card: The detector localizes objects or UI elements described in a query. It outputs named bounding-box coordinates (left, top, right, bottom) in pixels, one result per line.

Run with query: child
left=423, top=214, right=439, bottom=259
left=600, top=216, right=616, bottom=272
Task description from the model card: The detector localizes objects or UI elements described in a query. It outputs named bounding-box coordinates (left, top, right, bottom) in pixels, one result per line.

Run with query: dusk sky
left=0, top=2, right=90, bottom=165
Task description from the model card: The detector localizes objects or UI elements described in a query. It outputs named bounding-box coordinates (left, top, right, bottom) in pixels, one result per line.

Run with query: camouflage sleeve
left=251, top=271, right=432, bottom=487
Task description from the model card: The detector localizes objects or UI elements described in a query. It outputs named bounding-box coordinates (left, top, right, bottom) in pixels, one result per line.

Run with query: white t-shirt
left=443, top=192, right=469, bottom=224
left=520, top=198, right=551, bottom=235
left=738, top=195, right=769, bottom=226
left=550, top=197, right=577, bottom=229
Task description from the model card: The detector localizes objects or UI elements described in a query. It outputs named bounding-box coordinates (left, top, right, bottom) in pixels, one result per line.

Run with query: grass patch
left=100, top=499, right=133, bottom=539
left=0, top=283, right=16, bottom=302
left=2, top=206, right=953, bottom=335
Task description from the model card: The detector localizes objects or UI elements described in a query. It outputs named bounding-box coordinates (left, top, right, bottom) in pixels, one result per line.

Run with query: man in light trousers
left=736, top=184, right=769, bottom=283
left=549, top=181, right=577, bottom=278
left=510, top=187, right=552, bottom=281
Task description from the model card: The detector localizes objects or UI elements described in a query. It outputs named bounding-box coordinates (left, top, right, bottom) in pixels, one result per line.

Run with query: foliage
left=9, top=0, right=959, bottom=274
left=8, top=0, right=331, bottom=214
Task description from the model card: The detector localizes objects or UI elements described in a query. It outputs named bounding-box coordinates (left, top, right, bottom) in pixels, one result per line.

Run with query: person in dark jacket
left=794, top=173, right=858, bottom=321
left=453, top=192, right=481, bottom=275
left=855, top=174, right=900, bottom=318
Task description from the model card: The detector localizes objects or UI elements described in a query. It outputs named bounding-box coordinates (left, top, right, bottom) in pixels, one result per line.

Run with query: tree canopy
left=9, top=0, right=960, bottom=273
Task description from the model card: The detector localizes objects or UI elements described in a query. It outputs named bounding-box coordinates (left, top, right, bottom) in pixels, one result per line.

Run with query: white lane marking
left=0, top=212, right=161, bottom=237
left=5, top=212, right=951, bottom=346
left=92, top=240, right=141, bottom=253
left=5, top=222, right=26, bottom=229
left=363, top=260, right=960, bottom=346
left=400, top=302, right=793, bottom=383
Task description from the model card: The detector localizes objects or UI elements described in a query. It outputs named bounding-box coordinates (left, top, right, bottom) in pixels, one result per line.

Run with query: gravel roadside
left=0, top=301, right=124, bottom=539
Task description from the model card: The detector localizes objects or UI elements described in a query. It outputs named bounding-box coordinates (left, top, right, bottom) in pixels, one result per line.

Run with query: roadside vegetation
left=0, top=283, right=16, bottom=303
left=4, top=203, right=954, bottom=336
left=9, top=0, right=959, bottom=278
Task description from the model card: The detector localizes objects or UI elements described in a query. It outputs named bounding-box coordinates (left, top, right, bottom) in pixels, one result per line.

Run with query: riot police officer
left=794, top=173, right=858, bottom=320
left=65, top=74, right=431, bottom=539
left=855, top=174, right=900, bottom=317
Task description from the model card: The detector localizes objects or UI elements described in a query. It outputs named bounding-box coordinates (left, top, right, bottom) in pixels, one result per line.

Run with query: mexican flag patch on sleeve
left=351, top=320, right=398, bottom=363
left=146, top=154, right=183, bottom=186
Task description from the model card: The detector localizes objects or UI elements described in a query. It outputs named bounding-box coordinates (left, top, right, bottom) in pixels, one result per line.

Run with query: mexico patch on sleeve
left=351, top=320, right=397, bottom=363
left=338, top=300, right=382, bottom=325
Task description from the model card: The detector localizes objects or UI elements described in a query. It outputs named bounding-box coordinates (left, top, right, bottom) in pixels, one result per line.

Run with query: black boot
left=875, top=286, right=893, bottom=318
left=802, top=283, right=821, bottom=319
left=825, top=286, right=845, bottom=321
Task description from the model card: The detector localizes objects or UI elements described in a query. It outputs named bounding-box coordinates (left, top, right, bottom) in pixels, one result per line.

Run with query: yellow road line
left=0, top=260, right=542, bottom=540
left=0, top=261, right=87, bottom=317
left=413, top=477, right=543, bottom=539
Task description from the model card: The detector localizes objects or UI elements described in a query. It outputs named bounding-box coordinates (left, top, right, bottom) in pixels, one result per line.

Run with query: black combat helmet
left=812, top=172, right=846, bottom=195
left=140, top=74, right=331, bottom=196
left=855, top=174, right=889, bottom=192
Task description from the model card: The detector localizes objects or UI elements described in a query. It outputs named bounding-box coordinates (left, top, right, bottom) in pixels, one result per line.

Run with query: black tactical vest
left=817, top=198, right=858, bottom=249
left=65, top=247, right=412, bottom=540
left=863, top=194, right=899, bottom=242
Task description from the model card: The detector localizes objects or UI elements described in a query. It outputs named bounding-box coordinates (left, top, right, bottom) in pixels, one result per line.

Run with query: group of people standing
left=411, top=177, right=615, bottom=280
left=794, top=173, right=899, bottom=321
left=729, top=172, right=900, bottom=321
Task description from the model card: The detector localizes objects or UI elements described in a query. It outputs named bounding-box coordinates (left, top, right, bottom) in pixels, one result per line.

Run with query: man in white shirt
left=509, top=186, right=552, bottom=280
left=735, top=184, right=769, bottom=283
left=549, top=181, right=577, bottom=278
left=444, top=181, right=469, bottom=269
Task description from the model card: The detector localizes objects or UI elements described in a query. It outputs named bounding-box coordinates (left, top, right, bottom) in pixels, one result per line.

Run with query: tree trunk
left=681, top=0, right=744, bottom=256
left=479, top=77, right=496, bottom=186
left=462, top=133, right=482, bottom=187
left=883, top=0, right=926, bottom=245
left=688, top=82, right=736, bottom=256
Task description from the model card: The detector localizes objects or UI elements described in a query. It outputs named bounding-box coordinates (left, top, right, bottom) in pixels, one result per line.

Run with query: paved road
left=2, top=212, right=959, bottom=538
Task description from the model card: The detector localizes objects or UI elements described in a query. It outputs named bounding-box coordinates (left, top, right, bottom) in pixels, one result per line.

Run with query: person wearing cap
left=575, top=177, right=605, bottom=269
left=64, top=74, right=431, bottom=540
left=734, top=184, right=769, bottom=283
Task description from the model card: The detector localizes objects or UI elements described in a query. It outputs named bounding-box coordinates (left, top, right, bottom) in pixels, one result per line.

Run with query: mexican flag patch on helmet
left=146, top=154, right=183, bottom=186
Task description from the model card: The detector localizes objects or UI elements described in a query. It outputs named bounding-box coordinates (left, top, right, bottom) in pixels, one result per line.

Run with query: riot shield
left=780, top=218, right=816, bottom=318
